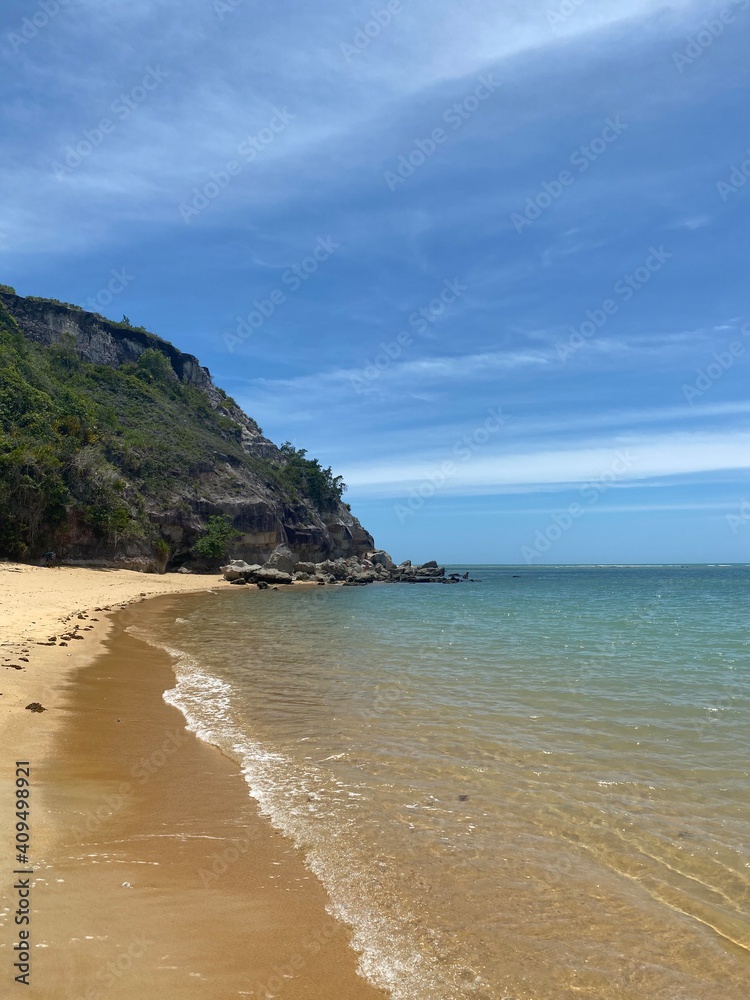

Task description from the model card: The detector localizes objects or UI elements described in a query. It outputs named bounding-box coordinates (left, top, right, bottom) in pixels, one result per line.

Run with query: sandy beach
left=0, top=562, right=230, bottom=751
left=0, top=564, right=385, bottom=998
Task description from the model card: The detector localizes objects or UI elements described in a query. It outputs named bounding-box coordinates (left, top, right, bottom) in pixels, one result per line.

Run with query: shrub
left=135, top=348, right=174, bottom=383
left=192, top=515, right=241, bottom=563
left=153, top=538, right=171, bottom=573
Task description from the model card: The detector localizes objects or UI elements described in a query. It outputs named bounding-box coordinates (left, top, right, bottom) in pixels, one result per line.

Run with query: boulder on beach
left=367, top=549, right=394, bottom=570
left=222, top=560, right=293, bottom=584
left=253, top=567, right=294, bottom=585
left=222, top=560, right=261, bottom=582
left=264, top=544, right=295, bottom=576
left=294, top=561, right=318, bottom=575
left=317, top=558, right=349, bottom=580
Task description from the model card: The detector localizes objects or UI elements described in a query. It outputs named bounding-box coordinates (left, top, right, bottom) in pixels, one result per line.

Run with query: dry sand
left=0, top=562, right=230, bottom=749
left=0, top=563, right=386, bottom=999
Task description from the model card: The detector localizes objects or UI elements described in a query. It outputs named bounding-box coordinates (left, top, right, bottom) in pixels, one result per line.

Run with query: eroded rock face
left=2, top=293, right=214, bottom=388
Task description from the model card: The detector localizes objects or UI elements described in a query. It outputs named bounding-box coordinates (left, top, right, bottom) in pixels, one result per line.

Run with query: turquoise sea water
left=141, top=566, right=749, bottom=999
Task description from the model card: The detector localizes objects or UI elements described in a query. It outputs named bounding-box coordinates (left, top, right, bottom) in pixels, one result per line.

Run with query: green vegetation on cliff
left=192, top=515, right=242, bottom=562
left=275, top=442, right=347, bottom=512
left=0, top=299, right=346, bottom=560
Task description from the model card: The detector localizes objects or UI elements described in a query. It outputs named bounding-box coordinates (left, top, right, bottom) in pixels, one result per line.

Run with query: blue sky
left=2, top=0, right=750, bottom=564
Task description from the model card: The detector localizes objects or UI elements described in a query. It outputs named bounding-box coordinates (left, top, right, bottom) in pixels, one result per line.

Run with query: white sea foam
left=152, top=639, right=486, bottom=999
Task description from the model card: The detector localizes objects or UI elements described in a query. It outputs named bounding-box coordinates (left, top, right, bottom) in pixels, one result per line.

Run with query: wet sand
left=0, top=577, right=385, bottom=999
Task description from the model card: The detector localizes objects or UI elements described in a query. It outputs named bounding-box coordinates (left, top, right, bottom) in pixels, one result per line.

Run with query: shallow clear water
left=141, top=566, right=749, bottom=999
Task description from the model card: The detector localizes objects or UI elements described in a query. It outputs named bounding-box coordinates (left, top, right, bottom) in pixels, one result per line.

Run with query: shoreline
left=0, top=564, right=386, bottom=999
left=0, top=562, right=233, bottom=767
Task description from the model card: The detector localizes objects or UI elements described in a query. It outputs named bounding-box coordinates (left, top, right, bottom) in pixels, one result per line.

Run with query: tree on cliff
left=277, top=442, right=346, bottom=511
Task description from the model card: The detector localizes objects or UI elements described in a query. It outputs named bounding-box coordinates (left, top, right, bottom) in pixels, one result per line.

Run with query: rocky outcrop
left=221, top=555, right=294, bottom=586
left=223, top=560, right=262, bottom=582
left=264, top=544, right=295, bottom=575
left=368, top=549, right=395, bottom=570
left=222, top=548, right=463, bottom=588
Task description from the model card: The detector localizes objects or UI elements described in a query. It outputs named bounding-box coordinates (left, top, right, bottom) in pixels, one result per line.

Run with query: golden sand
left=0, top=564, right=385, bottom=998
left=0, top=562, right=230, bottom=751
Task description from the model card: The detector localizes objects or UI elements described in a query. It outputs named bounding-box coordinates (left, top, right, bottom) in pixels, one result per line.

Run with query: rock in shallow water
left=223, top=551, right=459, bottom=588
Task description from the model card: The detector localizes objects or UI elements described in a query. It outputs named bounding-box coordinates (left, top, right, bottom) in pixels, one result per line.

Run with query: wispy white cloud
left=440, top=501, right=750, bottom=515
left=336, top=0, right=697, bottom=93
left=0, top=0, right=705, bottom=256
left=341, top=430, right=750, bottom=497
left=228, top=323, right=746, bottom=418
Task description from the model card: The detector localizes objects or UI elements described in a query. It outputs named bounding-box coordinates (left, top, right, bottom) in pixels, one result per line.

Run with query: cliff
left=0, top=288, right=374, bottom=570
